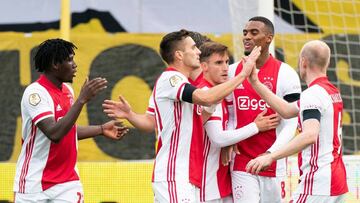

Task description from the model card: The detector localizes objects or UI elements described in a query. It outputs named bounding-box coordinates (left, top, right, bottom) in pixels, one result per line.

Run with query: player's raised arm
left=248, top=68, right=298, bottom=118
left=37, top=77, right=107, bottom=143
left=191, top=46, right=261, bottom=106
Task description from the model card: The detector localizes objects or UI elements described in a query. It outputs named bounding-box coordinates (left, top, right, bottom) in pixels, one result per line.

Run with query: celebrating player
left=246, top=40, right=348, bottom=203
left=226, top=16, right=302, bottom=203
left=13, top=39, right=128, bottom=202
left=198, top=41, right=280, bottom=202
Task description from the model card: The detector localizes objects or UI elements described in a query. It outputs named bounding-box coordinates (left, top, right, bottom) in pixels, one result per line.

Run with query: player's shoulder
left=22, top=82, right=48, bottom=106
left=303, top=84, right=326, bottom=96
left=278, top=62, right=300, bottom=85
left=158, top=69, right=188, bottom=87
left=279, top=62, right=297, bottom=74
left=23, top=82, right=47, bottom=96
left=228, top=61, right=241, bottom=78
left=301, top=85, right=328, bottom=103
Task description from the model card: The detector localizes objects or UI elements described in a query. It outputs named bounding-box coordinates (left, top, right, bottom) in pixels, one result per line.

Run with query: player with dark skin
left=34, top=39, right=128, bottom=142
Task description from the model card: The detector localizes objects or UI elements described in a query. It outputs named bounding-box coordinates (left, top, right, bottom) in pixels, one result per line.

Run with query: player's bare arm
left=192, top=46, right=261, bottom=106
left=246, top=118, right=320, bottom=174
left=37, top=77, right=107, bottom=143
left=77, top=120, right=129, bottom=140
left=103, top=95, right=155, bottom=133
left=248, top=68, right=298, bottom=118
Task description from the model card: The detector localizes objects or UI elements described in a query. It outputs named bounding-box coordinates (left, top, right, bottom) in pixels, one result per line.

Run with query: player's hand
left=249, top=65, right=260, bottom=84
left=254, top=110, right=281, bottom=132
left=245, top=153, right=273, bottom=174
left=103, top=95, right=132, bottom=119
left=78, top=77, right=107, bottom=104
left=240, top=46, right=261, bottom=78
left=101, top=120, right=129, bottom=140
left=220, top=144, right=240, bottom=166
left=220, top=146, right=232, bottom=166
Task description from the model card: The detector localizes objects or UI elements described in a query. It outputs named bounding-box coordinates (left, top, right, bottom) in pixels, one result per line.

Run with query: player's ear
left=174, top=50, right=183, bottom=61
left=52, top=62, right=59, bottom=71
left=266, top=34, right=273, bottom=44
left=201, top=61, right=208, bottom=72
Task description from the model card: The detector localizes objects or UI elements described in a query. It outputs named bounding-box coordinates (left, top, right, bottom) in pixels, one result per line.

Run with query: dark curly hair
left=34, top=38, right=77, bottom=72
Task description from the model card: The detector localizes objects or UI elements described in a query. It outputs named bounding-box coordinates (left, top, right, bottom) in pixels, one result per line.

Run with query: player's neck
left=44, top=73, right=62, bottom=89
left=190, top=68, right=202, bottom=81
left=203, top=75, right=216, bottom=86
left=170, top=62, right=191, bottom=78
left=305, top=71, right=327, bottom=86
left=256, top=51, right=270, bottom=69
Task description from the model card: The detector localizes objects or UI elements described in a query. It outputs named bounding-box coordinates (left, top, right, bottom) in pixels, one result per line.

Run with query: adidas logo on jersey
left=56, top=104, right=62, bottom=111
left=236, top=84, right=244, bottom=89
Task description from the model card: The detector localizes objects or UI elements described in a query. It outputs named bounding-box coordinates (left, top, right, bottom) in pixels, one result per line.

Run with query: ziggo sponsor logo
left=237, top=96, right=269, bottom=110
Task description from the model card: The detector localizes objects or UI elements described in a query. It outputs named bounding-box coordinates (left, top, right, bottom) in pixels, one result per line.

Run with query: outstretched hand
left=78, top=77, right=108, bottom=104
left=101, top=120, right=129, bottom=140
left=103, top=95, right=132, bottom=119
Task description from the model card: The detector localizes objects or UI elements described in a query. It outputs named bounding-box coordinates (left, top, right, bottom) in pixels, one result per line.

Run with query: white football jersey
left=296, top=77, right=348, bottom=196
left=14, top=75, right=79, bottom=193
left=150, top=67, right=204, bottom=189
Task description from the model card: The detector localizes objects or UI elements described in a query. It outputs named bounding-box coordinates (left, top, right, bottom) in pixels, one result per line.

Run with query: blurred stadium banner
left=0, top=0, right=360, bottom=202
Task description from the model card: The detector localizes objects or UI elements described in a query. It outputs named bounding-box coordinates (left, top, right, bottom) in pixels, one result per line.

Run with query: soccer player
left=102, top=30, right=211, bottom=132
left=226, top=16, right=302, bottom=203
left=198, top=41, right=280, bottom=203
left=112, top=29, right=259, bottom=202
left=188, top=31, right=212, bottom=85
left=13, top=38, right=128, bottom=202
left=246, top=40, right=348, bottom=203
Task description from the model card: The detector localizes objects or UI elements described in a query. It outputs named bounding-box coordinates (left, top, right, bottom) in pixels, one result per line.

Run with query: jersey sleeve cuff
left=146, top=107, right=155, bottom=115
left=32, top=111, right=53, bottom=125
left=248, top=122, right=259, bottom=135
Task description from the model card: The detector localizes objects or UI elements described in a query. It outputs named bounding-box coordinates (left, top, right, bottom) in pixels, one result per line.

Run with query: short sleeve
left=147, top=91, right=155, bottom=115
left=156, top=72, right=189, bottom=102
left=299, top=87, right=324, bottom=116
left=277, top=63, right=302, bottom=97
left=200, top=85, right=222, bottom=121
left=22, top=85, right=54, bottom=125
left=206, top=104, right=222, bottom=122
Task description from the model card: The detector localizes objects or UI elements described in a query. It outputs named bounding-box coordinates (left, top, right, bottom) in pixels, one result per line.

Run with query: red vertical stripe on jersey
left=302, top=136, right=319, bottom=195
left=189, top=104, right=204, bottom=187
left=176, top=83, right=186, bottom=101
left=200, top=136, right=211, bottom=202
left=19, top=123, right=37, bottom=193
left=152, top=137, right=162, bottom=182
left=167, top=102, right=181, bottom=202
left=296, top=194, right=308, bottom=203
left=153, top=81, right=163, bottom=131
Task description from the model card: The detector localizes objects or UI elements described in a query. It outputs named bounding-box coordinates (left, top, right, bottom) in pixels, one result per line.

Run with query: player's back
left=297, top=76, right=348, bottom=196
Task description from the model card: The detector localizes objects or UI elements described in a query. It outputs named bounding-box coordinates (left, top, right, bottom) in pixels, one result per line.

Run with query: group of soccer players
left=14, top=16, right=348, bottom=203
